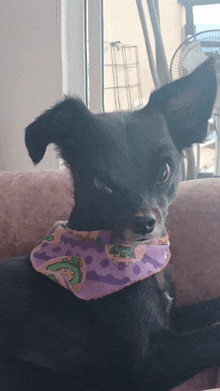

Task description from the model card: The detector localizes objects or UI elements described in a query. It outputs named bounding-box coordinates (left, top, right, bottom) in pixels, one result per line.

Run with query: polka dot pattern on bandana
left=30, top=221, right=171, bottom=300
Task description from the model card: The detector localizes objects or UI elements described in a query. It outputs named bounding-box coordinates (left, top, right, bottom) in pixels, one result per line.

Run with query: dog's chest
left=3, top=255, right=171, bottom=376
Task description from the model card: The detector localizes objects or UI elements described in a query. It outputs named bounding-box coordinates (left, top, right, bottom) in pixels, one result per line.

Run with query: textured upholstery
left=168, top=178, right=220, bottom=306
left=0, top=170, right=220, bottom=389
left=0, top=170, right=73, bottom=258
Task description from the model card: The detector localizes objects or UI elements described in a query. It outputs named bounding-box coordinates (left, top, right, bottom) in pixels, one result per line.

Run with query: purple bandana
left=30, top=221, right=171, bottom=300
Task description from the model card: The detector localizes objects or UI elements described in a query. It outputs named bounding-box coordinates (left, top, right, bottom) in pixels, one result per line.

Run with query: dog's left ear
left=148, top=57, right=217, bottom=151
left=25, top=97, right=110, bottom=167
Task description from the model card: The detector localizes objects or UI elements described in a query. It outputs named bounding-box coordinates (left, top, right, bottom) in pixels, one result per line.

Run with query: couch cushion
left=0, top=170, right=73, bottom=258
left=168, top=178, right=220, bottom=305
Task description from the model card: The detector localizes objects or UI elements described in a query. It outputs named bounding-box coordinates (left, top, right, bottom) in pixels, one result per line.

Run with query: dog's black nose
left=131, top=215, right=156, bottom=235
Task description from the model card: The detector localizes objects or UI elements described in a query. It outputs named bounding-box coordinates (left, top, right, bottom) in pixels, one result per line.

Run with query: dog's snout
left=131, top=215, right=156, bottom=235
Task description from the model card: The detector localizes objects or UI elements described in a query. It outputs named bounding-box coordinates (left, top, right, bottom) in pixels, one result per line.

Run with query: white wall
left=0, top=0, right=62, bottom=171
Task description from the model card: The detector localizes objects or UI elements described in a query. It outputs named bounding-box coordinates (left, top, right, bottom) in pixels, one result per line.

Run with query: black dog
left=1, top=58, right=220, bottom=391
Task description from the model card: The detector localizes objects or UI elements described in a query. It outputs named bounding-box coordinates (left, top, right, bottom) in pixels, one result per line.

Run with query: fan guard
left=170, top=29, right=220, bottom=106
left=170, top=30, right=220, bottom=178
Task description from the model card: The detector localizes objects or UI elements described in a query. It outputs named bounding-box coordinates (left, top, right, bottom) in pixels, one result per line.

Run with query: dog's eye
left=93, top=177, right=112, bottom=195
left=156, top=162, right=172, bottom=186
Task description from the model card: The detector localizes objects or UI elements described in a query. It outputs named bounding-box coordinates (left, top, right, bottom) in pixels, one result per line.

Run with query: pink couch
left=1, top=170, right=220, bottom=390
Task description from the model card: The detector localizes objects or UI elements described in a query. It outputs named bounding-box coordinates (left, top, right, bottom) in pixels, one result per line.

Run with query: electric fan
left=170, top=30, right=220, bottom=178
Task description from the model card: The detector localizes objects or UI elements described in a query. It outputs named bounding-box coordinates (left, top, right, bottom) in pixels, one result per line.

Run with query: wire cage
left=104, top=41, right=143, bottom=112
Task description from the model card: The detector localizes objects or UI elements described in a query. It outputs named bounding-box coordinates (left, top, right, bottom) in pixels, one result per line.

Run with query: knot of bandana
left=30, top=221, right=171, bottom=300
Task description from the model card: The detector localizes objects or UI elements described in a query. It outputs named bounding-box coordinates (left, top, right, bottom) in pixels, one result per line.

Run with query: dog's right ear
left=147, top=57, right=217, bottom=151
left=25, top=97, right=99, bottom=165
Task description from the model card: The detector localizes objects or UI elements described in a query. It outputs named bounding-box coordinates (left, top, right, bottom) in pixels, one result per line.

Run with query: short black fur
left=1, top=58, right=220, bottom=390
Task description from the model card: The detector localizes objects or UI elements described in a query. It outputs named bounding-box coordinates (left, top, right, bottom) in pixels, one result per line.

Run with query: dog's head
left=25, top=58, right=217, bottom=243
